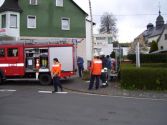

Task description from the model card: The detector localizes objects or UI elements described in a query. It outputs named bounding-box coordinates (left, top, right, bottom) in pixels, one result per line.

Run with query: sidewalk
left=62, top=77, right=167, bottom=100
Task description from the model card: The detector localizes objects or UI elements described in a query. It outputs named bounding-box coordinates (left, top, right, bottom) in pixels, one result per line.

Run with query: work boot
left=52, top=90, right=57, bottom=93
left=95, top=87, right=99, bottom=90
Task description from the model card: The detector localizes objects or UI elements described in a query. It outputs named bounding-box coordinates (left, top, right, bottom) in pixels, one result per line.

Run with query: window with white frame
left=29, top=0, right=38, bottom=5
left=56, top=0, right=63, bottom=7
left=1, top=14, right=6, bottom=28
left=10, top=14, right=17, bottom=28
left=27, top=16, right=36, bottom=28
left=61, top=18, right=70, bottom=30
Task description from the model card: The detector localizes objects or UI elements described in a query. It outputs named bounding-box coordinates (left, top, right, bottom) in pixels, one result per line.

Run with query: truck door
left=5, top=45, right=25, bottom=76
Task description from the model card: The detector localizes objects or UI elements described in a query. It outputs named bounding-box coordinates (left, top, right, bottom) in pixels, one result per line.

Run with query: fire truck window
left=0, top=48, right=5, bottom=57
left=7, top=48, right=18, bottom=57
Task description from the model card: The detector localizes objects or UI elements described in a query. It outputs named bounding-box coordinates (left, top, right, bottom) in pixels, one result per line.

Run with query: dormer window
left=56, top=0, right=63, bottom=7
left=29, top=0, right=38, bottom=5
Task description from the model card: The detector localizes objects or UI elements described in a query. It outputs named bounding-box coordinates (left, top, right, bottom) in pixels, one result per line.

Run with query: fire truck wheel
left=39, top=74, right=52, bottom=85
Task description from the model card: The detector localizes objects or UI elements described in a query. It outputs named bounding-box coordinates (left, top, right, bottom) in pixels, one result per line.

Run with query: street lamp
left=88, top=0, right=94, bottom=58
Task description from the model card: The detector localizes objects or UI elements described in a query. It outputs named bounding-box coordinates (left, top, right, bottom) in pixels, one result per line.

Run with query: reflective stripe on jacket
left=52, top=63, right=61, bottom=77
left=90, top=59, right=102, bottom=75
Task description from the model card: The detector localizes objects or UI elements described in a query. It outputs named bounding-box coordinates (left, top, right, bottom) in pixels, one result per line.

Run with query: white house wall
left=94, top=34, right=113, bottom=55
left=147, top=35, right=159, bottom=43
left=77, top=38, right=87, bottom=69
left=158, top=28, right=167, bottom=50
left=102, top=44, right=113, bottom=55
left=122, top=47, right=129, bottom=56
left=76, top=20, right=93, bottom=69
left=86, top=21, right=92, bottom=61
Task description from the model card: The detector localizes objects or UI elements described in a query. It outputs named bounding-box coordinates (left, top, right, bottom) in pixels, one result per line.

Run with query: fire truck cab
left=0, top=42, right=76, bottom=85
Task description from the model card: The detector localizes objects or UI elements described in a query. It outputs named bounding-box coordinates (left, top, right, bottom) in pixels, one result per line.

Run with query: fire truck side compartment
left=25, top=48, right=49, bottom=72
left=49, top=47, right=73, bottom=72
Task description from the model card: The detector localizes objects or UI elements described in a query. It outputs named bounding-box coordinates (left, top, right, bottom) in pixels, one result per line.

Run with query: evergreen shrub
left=121, top=64, right=167, bottom=90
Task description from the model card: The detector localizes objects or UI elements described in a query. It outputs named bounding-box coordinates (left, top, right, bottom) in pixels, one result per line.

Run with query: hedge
left=120, top=66, right=167, bottom=90
left=141, top=63, right=167, bottom=68
left=127, top=54, right=167, bottom=63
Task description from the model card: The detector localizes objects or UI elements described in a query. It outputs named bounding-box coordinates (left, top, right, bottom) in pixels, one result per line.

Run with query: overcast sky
left=74, top=0, right=167, bottom=43
left=0, top=0, right=167, bottom=43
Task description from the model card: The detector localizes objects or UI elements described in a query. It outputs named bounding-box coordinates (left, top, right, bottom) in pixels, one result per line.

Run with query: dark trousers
left=101, top=72, right=107, bottom=83
left=89, top=75, right=100, bottom=90
left=101, top=72, right=108, bottom=87
left=78, top=66, right=83, bottom=77
left=53, top=76, right=63, bottom=92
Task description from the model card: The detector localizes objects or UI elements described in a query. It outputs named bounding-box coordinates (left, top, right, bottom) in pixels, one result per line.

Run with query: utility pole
left=136, top=42, right=140, bottom=68
left=88, top=0, right=94, bottom=57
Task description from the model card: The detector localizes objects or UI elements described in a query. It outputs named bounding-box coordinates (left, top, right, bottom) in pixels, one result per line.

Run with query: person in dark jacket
left=99, top=52, right=108, bottom=87
left=100, top=53, right=108, bottom=68
left=106, top=55, right=112, bottom=81
left=77, top=56, right=84, bottom=78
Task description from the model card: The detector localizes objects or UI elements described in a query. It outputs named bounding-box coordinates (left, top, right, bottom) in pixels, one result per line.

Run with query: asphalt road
left=0, top=82, right=167, bottom=125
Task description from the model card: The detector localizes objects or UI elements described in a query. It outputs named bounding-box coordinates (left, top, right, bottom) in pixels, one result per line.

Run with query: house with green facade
left=0, top=0, right=87, bottom=41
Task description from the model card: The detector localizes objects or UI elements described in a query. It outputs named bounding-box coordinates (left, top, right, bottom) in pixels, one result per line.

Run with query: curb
left=63, top=87, right=109, bottom=96
left=63, top=87, right=167, bottom=101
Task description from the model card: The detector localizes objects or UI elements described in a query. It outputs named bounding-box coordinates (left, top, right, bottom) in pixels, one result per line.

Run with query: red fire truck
left=0, top=42, right=77, bottom=85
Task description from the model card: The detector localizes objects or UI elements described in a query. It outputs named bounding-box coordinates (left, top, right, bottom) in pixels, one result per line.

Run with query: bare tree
left=99, top=12, right=118, bottom=39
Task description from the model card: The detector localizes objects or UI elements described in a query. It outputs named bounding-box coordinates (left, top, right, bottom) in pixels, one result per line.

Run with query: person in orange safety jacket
left=88, top=53, right=102, bottom=90
left=51, top=58, right=63, bottom=93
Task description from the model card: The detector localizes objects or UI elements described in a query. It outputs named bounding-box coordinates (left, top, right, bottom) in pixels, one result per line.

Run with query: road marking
left=0, top=89, right=16, bottom=92
left=38, top=91, right=52, bottom=94
left=69, top=91, right=167, bottom=102
left=56, top=92, right=68, bottom=94
left=38, top=91, right=68, bottom=94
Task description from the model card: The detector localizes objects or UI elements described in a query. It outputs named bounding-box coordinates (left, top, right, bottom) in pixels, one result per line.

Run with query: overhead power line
left=92, top=13, right=167, bottom=17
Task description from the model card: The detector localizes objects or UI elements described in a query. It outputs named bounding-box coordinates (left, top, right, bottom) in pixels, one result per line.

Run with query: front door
left=5, top=45, right=25, bottom=76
